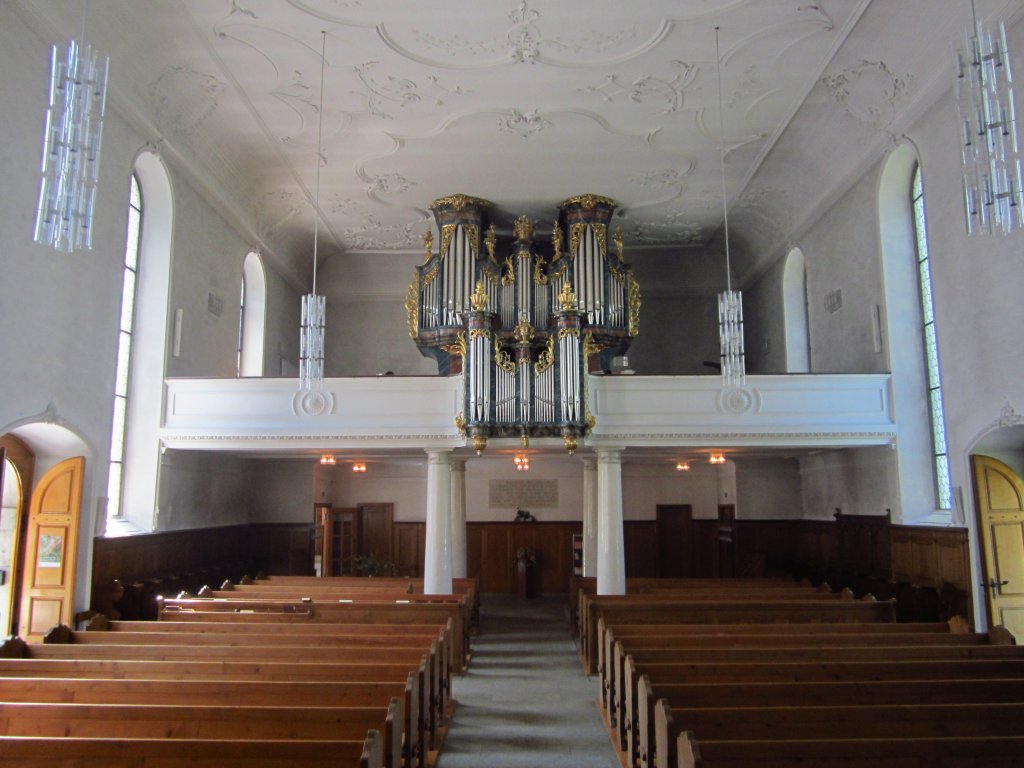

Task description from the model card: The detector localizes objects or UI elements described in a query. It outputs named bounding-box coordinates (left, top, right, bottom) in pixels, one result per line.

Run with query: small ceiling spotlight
left=676, top=461, right=690, bottom=471
left=319, top=454, right=336, bottom=466
left=352, top=462, right=367, bottom=473
left=709, top=454, right=726, bottom=465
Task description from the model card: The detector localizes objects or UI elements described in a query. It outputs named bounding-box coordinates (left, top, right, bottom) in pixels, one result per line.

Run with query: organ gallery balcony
left=159, top=373, right=895, bottom=454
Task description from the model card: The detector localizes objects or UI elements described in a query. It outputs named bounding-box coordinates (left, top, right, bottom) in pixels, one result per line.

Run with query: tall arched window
left=911, top=164, right=952, bottom=510
left=237, top=250, right=266, bottom=377
left=105, top=173, right=143, bottom=520
left=106, top=151, right=173, bottom=532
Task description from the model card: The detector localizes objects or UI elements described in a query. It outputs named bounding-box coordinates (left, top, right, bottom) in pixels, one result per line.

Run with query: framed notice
left=37, top=533, right=63, bottom=568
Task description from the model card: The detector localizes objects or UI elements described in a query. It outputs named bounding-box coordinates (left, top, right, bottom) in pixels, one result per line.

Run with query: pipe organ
left=406, top=193, right=640, bottom=453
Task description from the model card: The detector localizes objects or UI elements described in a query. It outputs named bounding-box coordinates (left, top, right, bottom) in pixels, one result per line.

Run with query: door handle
left=982, top=577, right=1009, bottom=595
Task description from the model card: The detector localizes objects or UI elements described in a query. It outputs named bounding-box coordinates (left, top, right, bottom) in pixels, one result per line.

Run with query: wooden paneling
left=391, top=523, right=424, bottom=577
left=92, top=525, right=253, bottom=589
left=892, top=525, right=971, bottom=592
left=623, top=522, right=658, bottom=578
left=469, top=522, right=581, bottom=594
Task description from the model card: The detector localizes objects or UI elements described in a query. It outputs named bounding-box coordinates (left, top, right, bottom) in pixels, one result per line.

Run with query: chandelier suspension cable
left=299, top=31, right=328, bottom=392
left=715, top=26, right=732, bottom=293
left=312, top=29, right=326, bottom=297
left=714, top=25, right=745, bottom=387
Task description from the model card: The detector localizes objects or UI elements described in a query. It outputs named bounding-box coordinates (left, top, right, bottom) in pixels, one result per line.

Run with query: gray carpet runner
left=435, top=594, right=620, bottom=768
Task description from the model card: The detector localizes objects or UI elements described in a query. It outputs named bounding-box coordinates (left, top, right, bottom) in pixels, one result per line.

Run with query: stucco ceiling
left=13, top=0, right=1023, bottom=290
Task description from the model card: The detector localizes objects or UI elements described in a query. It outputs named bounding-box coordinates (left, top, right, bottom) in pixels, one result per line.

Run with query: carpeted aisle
left=435, top=594, right=620, bottom=768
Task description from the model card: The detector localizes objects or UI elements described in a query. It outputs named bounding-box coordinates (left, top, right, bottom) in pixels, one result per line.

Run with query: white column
left=581, top=457, right=598, bottom=577
left=424, top=449, right=453, bottom=595
left=596, top=449, right=626, bottom=595
left=450, top=457, right=468, bottom=579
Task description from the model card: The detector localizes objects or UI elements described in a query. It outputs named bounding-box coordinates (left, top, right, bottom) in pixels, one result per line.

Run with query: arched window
left=782, top=246, right=809, bottom=373
left=237, top=251, right=266, bottom=377
left=105, top=151, right=173, bottom=532
left=105, top=173, right=143, bottom=520
left=911, top=164, right=952, bottom=510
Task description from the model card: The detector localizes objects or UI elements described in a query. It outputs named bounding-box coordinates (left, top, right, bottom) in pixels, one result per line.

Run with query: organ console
left=406, top=193, right=641, bottom=454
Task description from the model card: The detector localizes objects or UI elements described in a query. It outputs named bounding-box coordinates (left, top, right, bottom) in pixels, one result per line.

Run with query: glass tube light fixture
left=713, top=26, right=745, bottom=386
left=955, top=0, right=1023, bottom=235
left=34, top=33, right=109, bottom=253
left=300, top=31, right=328, bottom=391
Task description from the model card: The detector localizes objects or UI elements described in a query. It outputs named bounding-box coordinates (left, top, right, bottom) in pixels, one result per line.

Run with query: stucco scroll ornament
left=999, top=401, right=1024, bottom=428
left=292, top=389, right=336, bottom=417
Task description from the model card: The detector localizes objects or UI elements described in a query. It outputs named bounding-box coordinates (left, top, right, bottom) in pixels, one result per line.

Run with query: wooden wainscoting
left=891, top=525, right=971, bottom=593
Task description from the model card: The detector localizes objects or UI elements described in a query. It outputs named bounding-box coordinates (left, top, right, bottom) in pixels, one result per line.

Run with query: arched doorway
left=0, top=434, right=33, bottom=636
left=969, top=424, right=1024, bottom=640
left=18, top=456, right=85, bottom=640
left=1, top=419, right=93, bottom=640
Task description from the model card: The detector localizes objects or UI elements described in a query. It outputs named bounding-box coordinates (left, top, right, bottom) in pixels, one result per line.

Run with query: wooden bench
left=0, top=732, right=384, bottom=768
left=3, top=636, right=435, bottom=763
left=633, top=659, right=1024, bottom=768
left=605, top=627, right=1019, bottom=741
left=156, top=596, right=469, bottom=672
left=673, top=728, right=1024, bottom=768
left=250, top=575, right=481, bottom=631
left=597, top=616, right=977, bottom=698
left=217, top=582, right=472, bottom=627
left=0, top=700, right=401, bottom=768
left=35, top=624, right=447, bottom=732
left=580, top=597, right=897, bottom=674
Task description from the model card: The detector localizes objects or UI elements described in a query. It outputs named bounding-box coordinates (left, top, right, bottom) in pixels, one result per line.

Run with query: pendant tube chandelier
left=955, top=0, right=1023, bottom=235
left=34, top=1, right=109, bottom=253
left=300, top=31, right=328, bottom=392
left=714, top=26, right=745, bottom=387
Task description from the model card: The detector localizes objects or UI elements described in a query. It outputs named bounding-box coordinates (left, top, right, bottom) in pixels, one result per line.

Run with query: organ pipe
left=409, top=193, right=640, bottom=452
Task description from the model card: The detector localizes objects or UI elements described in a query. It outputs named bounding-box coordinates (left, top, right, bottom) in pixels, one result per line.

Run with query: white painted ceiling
left=14, top=0, right=1023, bottom=290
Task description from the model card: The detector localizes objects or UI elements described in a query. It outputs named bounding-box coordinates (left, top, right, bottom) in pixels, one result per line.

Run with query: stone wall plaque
left=489, top=479, right=559, bottom=509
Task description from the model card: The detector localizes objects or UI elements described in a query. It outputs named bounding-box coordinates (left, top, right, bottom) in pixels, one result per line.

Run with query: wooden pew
left=0, top=678, right=408, bottom=767
left=637, top=669, right=1024, bottom=768
left=210, top=585, right=472, bottom=661
left=0, top=731, right=384, bottom=768
left=156, top=595, right=469, bottom=672
left=0, top=700, right=401, bottom=768
left=597, top=616, right=978, bottom=703
left=673, top=727, right=1024, bottom=768
left=580, top=596, right=897, bottom=674
left=37, top=625, right=447, bottom=730
left=4, top=634, right=436, bottom=761
left=603, top=624, right=1016, bottom=732
left=251, top=574, right=481, bottom=632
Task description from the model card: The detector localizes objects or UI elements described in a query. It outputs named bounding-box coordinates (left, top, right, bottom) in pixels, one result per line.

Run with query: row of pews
left=0, top=574, right=477, bottom=768
left=578, top=576, right=1024, bottom=768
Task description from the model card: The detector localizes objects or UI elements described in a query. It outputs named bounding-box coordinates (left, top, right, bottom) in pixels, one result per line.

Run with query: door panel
left=972, top=454, right=1024, bottom=641
left=18, top=457, right=83, bottom=641
left=656, top=504, right=693, bottom=578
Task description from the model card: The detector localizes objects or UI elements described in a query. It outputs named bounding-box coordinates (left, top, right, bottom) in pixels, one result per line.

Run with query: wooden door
left=656, top=504, right=693, bottom=577
left=18, top=457, right=84, bottom=640
left=359, top=503, right=394, bottom=562
left=972, top=454, right=1024, bottom=640
left=0, top=450, right=15, bottom=634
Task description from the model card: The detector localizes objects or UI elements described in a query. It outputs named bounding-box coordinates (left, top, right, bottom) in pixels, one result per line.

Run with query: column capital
left=450, top=457, right=468, bottom=472
left=426, top=449, right=452, bottom=465
left=580, top=457, right=597, bottom=471
left=596, top=448, right=623, bottom=464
